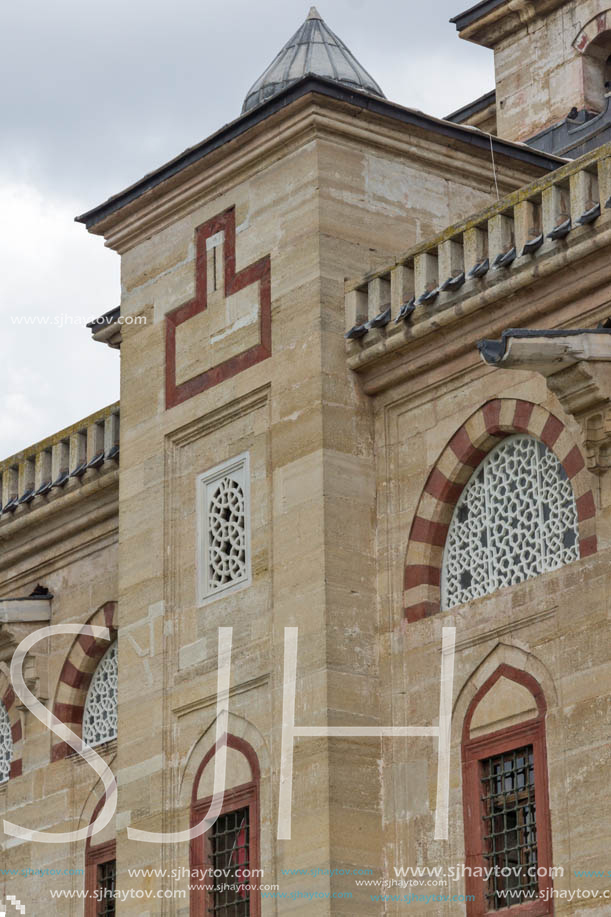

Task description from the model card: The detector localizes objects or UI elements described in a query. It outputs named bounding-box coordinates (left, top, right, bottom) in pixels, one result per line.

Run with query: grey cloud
left=0, top=0, right=492, bottom=204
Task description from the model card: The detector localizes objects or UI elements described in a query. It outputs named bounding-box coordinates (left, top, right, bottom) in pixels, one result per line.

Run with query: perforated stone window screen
left=442, top=435, right=579, bottom=611
left=83, top=643, right=118, bottom=747
left=197, top=453, right=251, bottom=605
left=0, top=700, right=12, bottom=783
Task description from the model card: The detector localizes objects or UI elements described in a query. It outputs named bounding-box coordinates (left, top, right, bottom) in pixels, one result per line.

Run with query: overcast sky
left=0, top=0, right=493, bottom=458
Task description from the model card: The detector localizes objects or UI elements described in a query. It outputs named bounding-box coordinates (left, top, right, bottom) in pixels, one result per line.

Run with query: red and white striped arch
left=51, top=601, right=117, bottom=761
left=0, top=676, right=23, bottom=779
left=403, top=399, right=597, bottom=623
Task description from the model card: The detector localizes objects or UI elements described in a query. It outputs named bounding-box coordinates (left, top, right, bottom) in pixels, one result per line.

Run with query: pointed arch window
left=0, top=700, right=13, bottom=784
left=462, top=667, right=553, bottom=915
left=190, top=736, right=260, bottom=917
left=442, top=435, right=579, bottom=610
left=82, top=643, right=118, bottom=747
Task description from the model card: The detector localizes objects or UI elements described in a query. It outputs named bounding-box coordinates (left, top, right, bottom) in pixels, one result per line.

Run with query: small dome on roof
left=242, top=7, right=385, bottom=113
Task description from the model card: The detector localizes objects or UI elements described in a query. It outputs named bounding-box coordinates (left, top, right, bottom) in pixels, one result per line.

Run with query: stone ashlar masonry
left=0, top=404, right=119, bottom=909
left=345, top=140, right=611, bottom=914
left=1, top=85, right=611, bottom=916
left=455, top=0, right=611, bottom=144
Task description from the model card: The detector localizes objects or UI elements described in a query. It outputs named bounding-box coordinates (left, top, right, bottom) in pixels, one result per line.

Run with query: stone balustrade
left=0, top=402, right=119, bottom=520
left=345, top=142, right=611, bottom=370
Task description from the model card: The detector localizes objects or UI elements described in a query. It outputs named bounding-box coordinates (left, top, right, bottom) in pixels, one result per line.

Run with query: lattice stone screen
left=83, top=643, right=118, bottom=747
left=0, top=700, right=12, bottom=783
left=442, top=435, right=579, bottom=610
left=197, top=453, right=251, bottom=604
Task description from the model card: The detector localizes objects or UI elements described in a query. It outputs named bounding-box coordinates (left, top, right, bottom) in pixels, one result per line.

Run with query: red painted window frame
left=85, top=838, right=116, bottom=917
left=462, top=666, right=554, bottom=917
left=190, top=735, right=261, bottom=917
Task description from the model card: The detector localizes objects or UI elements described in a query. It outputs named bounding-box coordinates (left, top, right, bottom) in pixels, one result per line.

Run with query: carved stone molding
left=478, top=329, right=611, bottom=474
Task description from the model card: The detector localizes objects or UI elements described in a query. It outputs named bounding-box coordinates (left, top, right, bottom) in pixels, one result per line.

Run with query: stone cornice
left=479, top=330, right=611, bottom=474
left=83, top=91, right=558, bottom=254
left=0, top=469, right=118, bottom=574
left=344, top=142, right=611, bottom=396
left=454, top=0, right=565, bottom=48
left=349, top=227, right=611, bottom=396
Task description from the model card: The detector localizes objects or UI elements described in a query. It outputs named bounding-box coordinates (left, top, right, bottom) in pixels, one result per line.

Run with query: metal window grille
left=481, top=745, right=538, bottom=910
left=209, top=806, right=250, bottom=915
left=442, top=435, right=580, bottom=610
left=96, top=858, right=116, bottom=916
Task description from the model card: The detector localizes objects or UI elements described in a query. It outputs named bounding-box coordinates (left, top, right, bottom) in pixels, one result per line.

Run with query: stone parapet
left=0, top=402, right=119, bottom=523
left=345, top=142, right=611, bottom=392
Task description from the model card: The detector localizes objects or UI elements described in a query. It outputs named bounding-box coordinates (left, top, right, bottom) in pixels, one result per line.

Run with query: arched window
left=84, top=793, right=116, bottom=917
left=462, top=666, right=553, bottom=915
left=0, top=700, right=13, bottom=783
left=580, top=27, right=611, bottom=111
left=82, top=643, right=118, bottom=747
left=190, top=735, right=260, bottom=917
left=442, top=435, right=579, bottom=610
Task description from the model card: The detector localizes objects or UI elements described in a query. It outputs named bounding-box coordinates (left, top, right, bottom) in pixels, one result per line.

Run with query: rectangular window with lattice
left=191, top=777, right=260, bottom=917
left=481, top=746, right=538, bottom=909
left=85, top=840, right=116, bottom=917
left=197, top=453, right=251, bottom=604
left=462, top=715, right=553, bottom=917
left=96, top=859, right=116, bottom=916
left=208, top=806, right=251, bottom=915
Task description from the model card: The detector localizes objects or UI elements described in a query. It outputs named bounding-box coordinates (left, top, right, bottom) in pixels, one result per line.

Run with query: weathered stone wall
left=109, top=95, right=549, bottom=915
left=0, top=90, right=577, bottom=916
left=482, top=0, right=611, bottom=142
left=0, top=481, right=118, bottom=913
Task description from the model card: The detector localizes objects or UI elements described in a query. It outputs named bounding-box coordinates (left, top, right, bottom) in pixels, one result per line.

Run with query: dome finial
left=242, top=7, right=385, bottom=113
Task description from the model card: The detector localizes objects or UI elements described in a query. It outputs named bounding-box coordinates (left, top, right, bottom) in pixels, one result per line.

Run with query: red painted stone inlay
left=61, top=660, right=89, bottom=690
left=540, top=414, right=564, bottom=448
left=410, top=516, right=449, bottom=548
left=53, top=702, right=85, bottom=726
left=165, top=206, right=272, bottom=409
left=482, top=399, right=502, bottom=434
left=405, top=601, right=439, bottom=623
left=562, top=445, right=585, bottom=479
left=103, top=601, right=117, bottom=629
left=404, top=564, right=441, bottom=590
left=512, top=399, right=535, bottom=432
left=579, top=534, right=597, bottom=558
left=51, top=742, right=71, bottom=763
left=449, top=427, right=487, bottom=468
left=576, top=491, right=596, bottom=522
left=425, top=467, right=464, bottom=505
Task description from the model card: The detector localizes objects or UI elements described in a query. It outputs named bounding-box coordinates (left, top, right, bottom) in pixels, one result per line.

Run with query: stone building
left=1, top=2, right=610, bottom=914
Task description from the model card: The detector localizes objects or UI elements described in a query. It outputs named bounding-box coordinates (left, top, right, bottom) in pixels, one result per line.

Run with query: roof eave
left=450, top=0, right=565, bottom=46
left=446, top=89, right=496, bottom=124
left=450, top=0, right=506, bottom=32
left=76, top=74, right=565, bottom=232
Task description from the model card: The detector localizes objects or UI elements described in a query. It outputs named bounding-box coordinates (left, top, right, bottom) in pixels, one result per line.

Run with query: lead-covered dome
left=242, top=7, right=385, bottom=113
